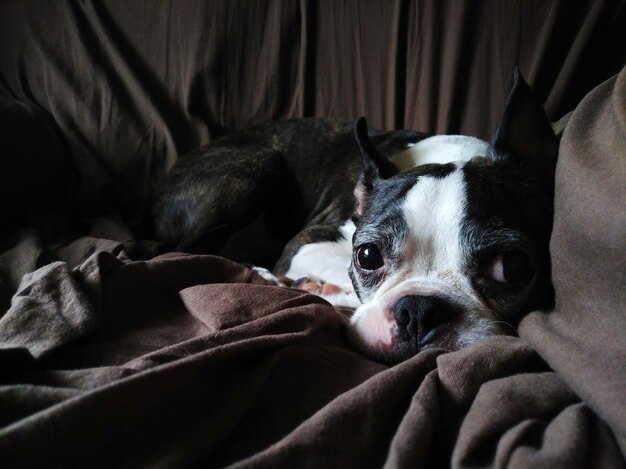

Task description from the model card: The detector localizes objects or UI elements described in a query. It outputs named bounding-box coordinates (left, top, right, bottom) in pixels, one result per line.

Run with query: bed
left=1, top=1, right=625, bottom=467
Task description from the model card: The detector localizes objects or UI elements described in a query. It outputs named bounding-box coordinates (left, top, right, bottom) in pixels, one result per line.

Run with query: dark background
left=1, top=0, right=624, bottom=228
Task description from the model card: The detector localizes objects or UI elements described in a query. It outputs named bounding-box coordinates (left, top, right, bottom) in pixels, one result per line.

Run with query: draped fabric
left=1, top=2, right=625, bottom=467
left=1, top=0, right=623, bottom=219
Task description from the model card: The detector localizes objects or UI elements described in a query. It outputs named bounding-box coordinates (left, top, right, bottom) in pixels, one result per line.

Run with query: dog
left=154, top=69, right=558, bottom=364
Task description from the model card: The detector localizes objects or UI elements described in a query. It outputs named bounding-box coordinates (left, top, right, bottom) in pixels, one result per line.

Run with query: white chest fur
left=284, top=220, right=360, bottom=307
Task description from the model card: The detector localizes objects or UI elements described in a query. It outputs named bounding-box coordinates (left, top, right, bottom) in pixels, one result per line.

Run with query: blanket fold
left=519, top=67, right=626, bottom=457
left=0, top=223, right=623, bottom=467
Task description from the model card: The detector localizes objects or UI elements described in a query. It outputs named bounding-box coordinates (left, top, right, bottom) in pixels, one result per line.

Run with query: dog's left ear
left=353, top=117, right=399, bottom=217
left=490, top=67, right=559, bottom=190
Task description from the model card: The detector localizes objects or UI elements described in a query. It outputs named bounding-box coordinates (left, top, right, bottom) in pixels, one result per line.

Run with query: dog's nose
left=393, top=295, right=457, bottom=343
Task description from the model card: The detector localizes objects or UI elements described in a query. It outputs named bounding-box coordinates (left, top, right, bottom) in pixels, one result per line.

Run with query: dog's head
left=348, top=69, right=558, bottom=363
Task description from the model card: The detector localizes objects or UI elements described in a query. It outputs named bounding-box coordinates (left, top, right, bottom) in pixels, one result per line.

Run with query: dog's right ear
left=489, top=67, right=559, bottom=192
left=353, top=117, right=399, bottom=217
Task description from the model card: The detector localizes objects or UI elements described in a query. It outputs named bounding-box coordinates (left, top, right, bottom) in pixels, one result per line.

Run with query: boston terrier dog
left=154, top=69, right=558, bottom=364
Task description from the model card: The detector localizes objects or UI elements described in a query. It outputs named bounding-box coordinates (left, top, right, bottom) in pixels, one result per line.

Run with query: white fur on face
left=283, top=135, right=503, bottom=361
left=349, top=161, right=503, bottom=360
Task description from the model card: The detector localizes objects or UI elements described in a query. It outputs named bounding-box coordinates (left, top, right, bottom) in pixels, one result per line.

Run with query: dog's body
left=155, top=70, right=558, bottom=363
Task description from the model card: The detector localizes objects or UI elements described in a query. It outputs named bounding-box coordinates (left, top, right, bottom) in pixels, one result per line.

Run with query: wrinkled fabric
left=1, top=1, right=623, bottom=218
left=0, top=226, right=623, bottom=467
left=0, top=2, right=625, bottom=467
left=520, top=67, right=626, bottom=457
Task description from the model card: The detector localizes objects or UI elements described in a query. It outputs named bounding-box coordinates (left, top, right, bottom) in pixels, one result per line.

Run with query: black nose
left=393, top=295, right=458, bottom=343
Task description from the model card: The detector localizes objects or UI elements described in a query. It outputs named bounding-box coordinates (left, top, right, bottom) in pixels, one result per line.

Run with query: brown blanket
left=0, top=242, right=618, bottom=468
left=1, top=70, right=625, bottom=466
left=1, top=2, right=625, bottom=467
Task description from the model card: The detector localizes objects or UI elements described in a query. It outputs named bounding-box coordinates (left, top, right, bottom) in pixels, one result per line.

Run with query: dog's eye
left=355, top=244, right=384, bottom=271
left=485, top=251, right=533, bottom=284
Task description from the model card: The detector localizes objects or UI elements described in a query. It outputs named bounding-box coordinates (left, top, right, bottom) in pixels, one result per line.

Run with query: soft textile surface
left=1, top=2, right=625, bottom=467
left=1, top=1, right=624, bottom=222
left=0, top=223, right=623, bottom=467
left=519, top=68, right=626, bottom=457
left=1, top=70, right=625, bottom=465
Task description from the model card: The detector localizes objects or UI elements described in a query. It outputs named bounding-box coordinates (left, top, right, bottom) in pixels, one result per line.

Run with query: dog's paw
left=294, top=278, right=342, bottom=295
left=291, top=277, right=361, bottom=309
left=250, top=266, right=287, bottom=287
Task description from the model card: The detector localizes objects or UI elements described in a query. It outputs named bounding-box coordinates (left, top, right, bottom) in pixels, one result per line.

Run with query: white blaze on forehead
left=394, top=135, right=489, bottom=170
left=349, top=137, right=503, bottom=357
left=349, top=168, right=473, bottom=349
left=400, top=168, right=467, bottom=276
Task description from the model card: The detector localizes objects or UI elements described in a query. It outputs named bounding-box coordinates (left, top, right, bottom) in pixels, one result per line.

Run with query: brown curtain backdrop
left=1, top=0, right=624, bottom=219
left=1, top=3, right=625, bottom=466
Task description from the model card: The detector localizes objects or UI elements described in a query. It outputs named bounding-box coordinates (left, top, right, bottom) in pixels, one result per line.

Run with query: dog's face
left=348, top=69, right=559, bottom=363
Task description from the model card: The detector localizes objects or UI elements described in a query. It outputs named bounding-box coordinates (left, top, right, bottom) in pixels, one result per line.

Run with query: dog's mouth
left=347, top=323, right=459, bottom=364
left=400, top=321, right=458, bottom=349
left=347, top=305, right=503, bottom=364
